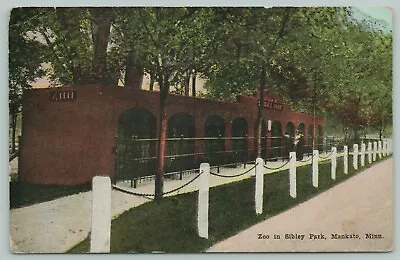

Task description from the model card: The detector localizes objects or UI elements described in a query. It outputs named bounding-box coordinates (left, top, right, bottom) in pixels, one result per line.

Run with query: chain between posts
left=318, top=150, right=334, bottom=159
left=263, top=156, right=293, bottom=170
left=112, top=170, right=203, bottom=198
left=299, top=153, right=313, bottom=162
left=210, top=163, right=258, bottom=178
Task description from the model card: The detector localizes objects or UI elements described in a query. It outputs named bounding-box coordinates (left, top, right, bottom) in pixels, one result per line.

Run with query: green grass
left=67, top=155, right=389, bottom=253
left=9, top=181, right=91, bottom=209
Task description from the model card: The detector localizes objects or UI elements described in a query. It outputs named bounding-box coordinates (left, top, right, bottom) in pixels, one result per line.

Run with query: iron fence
left=114, top=135, right=349, bottom=186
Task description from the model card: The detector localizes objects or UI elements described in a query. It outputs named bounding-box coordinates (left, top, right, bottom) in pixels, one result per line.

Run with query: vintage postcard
left=8, top=6, right=393, bottom=253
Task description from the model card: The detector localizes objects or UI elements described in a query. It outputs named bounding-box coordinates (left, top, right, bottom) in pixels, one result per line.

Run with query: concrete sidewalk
left=207, top=157, right=393, bottom=252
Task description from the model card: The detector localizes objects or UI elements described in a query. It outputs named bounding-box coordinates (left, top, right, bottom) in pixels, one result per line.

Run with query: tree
left=9, top=8, right=46, bottom=152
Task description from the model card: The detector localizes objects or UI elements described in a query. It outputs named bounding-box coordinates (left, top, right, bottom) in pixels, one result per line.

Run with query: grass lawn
left=68, top=155, right=389, bottom=253
left=9, top=181, right=91, bottom=209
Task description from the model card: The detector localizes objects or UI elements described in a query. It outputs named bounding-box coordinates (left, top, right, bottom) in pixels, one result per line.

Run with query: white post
left=289, top=152, right=297, bottom=198
left=387, top=139, right=391, bottom=154
left=197, top=163, right=211, bottom=238
left=360, top=143, right=365, bottom=167
left=312, top=149, right=319, bottom=188
left=383, top=140, right=387, bottom=156
left=378, top=141, right=382, bottom=159
left=90, top=176, right=111, bottom=253
left=331, top=147, right=337, bottom=180
left=255, top=157, right=264, bottom=214
left=353, top=144, right=358, bottom=170
left=198, top=163, right=210, bottom=239
left=368, top=142, right=372, bottom=164
left=343, top=145, right=348, bottom=174
left=373, top=142, right=377, bottom=162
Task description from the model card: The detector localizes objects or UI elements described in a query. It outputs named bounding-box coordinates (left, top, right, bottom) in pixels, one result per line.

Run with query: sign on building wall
left=49, top=90, right=77, bottom=102
left=260, top=97, right=283, bottom=111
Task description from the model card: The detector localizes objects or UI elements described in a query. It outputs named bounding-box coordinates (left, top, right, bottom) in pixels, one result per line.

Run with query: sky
left=355, top=7, right=393, bottom=28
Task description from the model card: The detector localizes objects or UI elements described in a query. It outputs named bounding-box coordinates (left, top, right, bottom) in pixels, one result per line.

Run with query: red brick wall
left=20, top=84, right=323, bottom=185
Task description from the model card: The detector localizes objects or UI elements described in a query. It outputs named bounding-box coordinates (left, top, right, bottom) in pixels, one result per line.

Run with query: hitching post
left=353, top=144, right=358, bottom=170
left=378, top=141, right=382, bottom=159
left=312, top=149, right=319, bottom=188
left=90, top=176, right=111, bottom=253
left=289, top=152, right=297, bottom=198
left=373, top=142, right=377, bottom=162
left=198, top=163, right=210, bottom=239
left=368, top=142, right=372, bottom=164
left=255, top=157, right=264, bottom=214
left=331, top=147, right=337, bottom=180
left=343, top=145, right=348, bottom=174
left=360, top=143, right=365, bottom=167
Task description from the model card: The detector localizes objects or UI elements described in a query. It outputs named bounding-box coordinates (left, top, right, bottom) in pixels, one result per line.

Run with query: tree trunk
left=89, top=7, right=113, bottom=84
left=155, top=75, right=169, bottom=201
left=125, top=55, right=144, bottom=89
left=150, top=76, right=155, bottom=91
left=191, top=72, right=196, bottom=97
left=256, top=62, right=266, bottom=158
left=184, top=71, right=190, bottom=96
left=11, top=113, right=17, bottom=153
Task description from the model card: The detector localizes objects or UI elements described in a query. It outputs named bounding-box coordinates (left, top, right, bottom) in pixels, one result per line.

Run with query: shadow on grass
left=67, top=156, right=389, bottom=253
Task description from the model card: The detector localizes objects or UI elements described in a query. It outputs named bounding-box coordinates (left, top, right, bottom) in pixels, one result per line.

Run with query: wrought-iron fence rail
left=115, top=135, right=349, bottom=186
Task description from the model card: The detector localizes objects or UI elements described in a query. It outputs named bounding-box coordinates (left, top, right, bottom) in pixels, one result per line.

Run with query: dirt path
left=207, top=158, right=393, bottom=252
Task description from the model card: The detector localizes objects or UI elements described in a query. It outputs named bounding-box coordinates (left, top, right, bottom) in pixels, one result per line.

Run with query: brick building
left=20, top=84, right=323, bottom=185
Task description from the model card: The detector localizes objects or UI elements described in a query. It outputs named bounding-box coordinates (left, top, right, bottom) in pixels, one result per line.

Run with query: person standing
left=294, top=130, right=305, bottom=161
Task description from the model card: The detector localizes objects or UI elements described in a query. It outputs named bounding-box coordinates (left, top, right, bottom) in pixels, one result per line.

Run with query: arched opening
left=270, top=120, right=282, bottom=159
left=284, top=121, right=295, bottom=157
left=317, top=125, right=323, bottom=152
left=204, top=115, right=226, bottom=165
left=115, top=108, right=157, bottom=181
left=298, top=123, right=305, bottom=135
left=297, top=122, right=308, bottom=153
left=166, top=112, right=196, bottom=172
left=286, top=122, right=295, bottom=137
left=308, top=124, right=314, bottom=148
left=253, top=120, right=267, bottom=159
left=231, top=117, right=248, bottom=163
